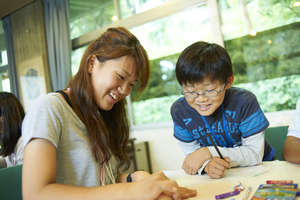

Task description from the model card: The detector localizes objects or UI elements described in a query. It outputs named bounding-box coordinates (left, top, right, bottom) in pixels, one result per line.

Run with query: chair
left=264, top=126, right=289, bottom=161
left=0, top=164, right=22, bottom=200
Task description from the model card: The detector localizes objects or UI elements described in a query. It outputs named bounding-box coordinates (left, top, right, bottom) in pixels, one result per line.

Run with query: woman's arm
left=23, top=139, right=196, bottom=200
left=283, top=136, right=300, bottom=164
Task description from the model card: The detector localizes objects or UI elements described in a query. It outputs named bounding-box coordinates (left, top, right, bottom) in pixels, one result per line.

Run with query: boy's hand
left=182, top=147, right=211, bottom=175
left=204, top=157, right=230, bottom=179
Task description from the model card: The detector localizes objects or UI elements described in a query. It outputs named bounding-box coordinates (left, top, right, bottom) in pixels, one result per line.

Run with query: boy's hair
left=176, top=41, right=233, bottom=86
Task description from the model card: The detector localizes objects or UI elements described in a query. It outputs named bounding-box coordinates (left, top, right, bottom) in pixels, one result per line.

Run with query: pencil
left=207, top=134, right=224, bottom=159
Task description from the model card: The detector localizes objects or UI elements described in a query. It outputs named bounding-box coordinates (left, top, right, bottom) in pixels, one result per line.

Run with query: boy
left=283, top=98, right=300, bottom=164
left=171, top=41, right=274, bottom=179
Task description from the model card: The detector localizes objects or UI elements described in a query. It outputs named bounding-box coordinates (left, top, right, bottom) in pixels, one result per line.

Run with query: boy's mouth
left=197, top=104, right=211, bottom=111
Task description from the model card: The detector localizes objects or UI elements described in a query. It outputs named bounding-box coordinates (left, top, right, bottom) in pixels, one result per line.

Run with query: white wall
left=131, top=110, right=296, bottom=173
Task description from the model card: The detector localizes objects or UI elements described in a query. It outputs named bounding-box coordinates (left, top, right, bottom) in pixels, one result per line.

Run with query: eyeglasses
left=182, top=84, right=226, bottom=100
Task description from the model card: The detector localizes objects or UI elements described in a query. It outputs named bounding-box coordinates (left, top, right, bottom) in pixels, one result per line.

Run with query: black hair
left=176, top=41, right=233, bottom=86
left=0, top=92, right=25, bottom=157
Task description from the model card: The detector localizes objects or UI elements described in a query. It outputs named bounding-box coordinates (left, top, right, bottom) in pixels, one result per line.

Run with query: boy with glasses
left=171, top=41, right=274, bottom=179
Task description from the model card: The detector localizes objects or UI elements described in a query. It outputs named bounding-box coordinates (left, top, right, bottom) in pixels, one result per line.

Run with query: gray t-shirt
left=22, top=93, right=117, bottom=186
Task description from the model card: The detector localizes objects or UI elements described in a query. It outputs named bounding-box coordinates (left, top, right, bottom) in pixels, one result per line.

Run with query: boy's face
left=182, top=76, right=233, bottom=116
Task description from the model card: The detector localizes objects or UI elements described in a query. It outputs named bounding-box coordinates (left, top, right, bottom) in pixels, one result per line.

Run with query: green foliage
left=131, top=53, right=181, bottom=101
left=225, top=22, right=300, bottom=84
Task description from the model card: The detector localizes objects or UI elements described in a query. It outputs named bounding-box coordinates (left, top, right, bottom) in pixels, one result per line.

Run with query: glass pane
left=219, top=0, right=300, bottom=40
left=69, top=0, right=115, bottom=39
left=248, top=0, right=300, bottom=33
left=220, top=0, right=300, bottom=112
left=71, top=45, right=87, bottom=75
left=0, top=20, right=8, bottom=67
left=131, top=3, right=213, bottom=125
left=0, top=70, right=10, bottom=92
left=131, top=3, right=212, bottom=59
left=118, top=0, right=169, bottom=19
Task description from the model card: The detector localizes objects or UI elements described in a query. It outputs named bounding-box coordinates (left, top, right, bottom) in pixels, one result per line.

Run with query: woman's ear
left=226, top=75, right=234, bottom=89
left=88, top=55, right=97, bottom=73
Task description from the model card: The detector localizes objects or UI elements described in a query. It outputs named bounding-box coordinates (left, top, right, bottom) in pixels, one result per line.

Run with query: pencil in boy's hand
left=207, top=134, right=224, bottom=159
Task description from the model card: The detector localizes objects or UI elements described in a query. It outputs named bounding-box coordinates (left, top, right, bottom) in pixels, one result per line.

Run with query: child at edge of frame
left=170, top=41, right=274, bottom=179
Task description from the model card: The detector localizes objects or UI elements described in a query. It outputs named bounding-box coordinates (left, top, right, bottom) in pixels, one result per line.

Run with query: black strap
left=56, top=90, right=73, bottom=108
left=126, top=173, right=132, bottom=182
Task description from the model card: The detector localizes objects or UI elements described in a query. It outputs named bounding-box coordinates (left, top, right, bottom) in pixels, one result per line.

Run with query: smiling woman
left=88, top=55, right=138, bottom=111
left=21, top=26, right=197, bottom=200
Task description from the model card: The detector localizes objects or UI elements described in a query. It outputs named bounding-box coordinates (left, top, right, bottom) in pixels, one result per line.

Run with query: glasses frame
left=182, top=83, right=226, bottom=100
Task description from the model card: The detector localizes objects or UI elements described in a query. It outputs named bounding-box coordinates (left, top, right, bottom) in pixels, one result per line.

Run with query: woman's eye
left=117, top=74, right=125, bottom=80
left=130, top=83, right=136, bottom=88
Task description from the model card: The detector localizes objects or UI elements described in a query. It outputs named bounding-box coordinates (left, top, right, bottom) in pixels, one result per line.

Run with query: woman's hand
left=204, top=157, right=231, bottom=179
left=133, top=171, right=197, bottom=200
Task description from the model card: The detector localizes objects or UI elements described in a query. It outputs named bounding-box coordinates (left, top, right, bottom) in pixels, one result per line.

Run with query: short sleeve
left=238, top=92, right=269, bottom=138
left=22, top=94, right=63, bottom=149
left=171, top=98, right=195, bottom=142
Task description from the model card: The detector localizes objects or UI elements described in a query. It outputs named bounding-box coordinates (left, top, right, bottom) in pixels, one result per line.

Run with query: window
left=69, top=0, right=115, bottom=39
left=0, top=20, right=10, bottom=92
left=70, top=0, right=300, bottom=128
left=130, top=3, right=213, bottom=125
left=118, top=0, right=170, bottom=19
left=71, top=45, right=87, bottom=75
left=219, top=0, right=300, bottom=112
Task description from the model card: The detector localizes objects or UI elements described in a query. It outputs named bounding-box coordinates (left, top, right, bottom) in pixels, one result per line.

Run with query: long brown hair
left=67, top=27, right=149, bottom=170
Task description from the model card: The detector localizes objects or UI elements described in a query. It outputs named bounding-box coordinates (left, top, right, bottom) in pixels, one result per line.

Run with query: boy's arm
left=207, top=131, right=264, bottom=167
left=178, top=141, right=212, bottom=174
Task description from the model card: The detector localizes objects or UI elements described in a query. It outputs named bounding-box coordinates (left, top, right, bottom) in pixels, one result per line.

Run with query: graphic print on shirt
left=171, top=88, right=269, bottom=148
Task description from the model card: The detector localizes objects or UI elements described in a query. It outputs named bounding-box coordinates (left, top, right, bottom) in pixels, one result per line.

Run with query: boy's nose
left=195, top=94, right=209, bottom=102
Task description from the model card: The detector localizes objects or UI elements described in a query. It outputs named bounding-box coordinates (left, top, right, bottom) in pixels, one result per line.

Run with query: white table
left=164, top=160, right=300, bottom=200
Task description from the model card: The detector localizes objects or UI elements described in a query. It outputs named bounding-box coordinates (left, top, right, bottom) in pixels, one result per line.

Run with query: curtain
left=43, top=0, right=72, bottom=91
left=2, top=16, right=19, bottom=98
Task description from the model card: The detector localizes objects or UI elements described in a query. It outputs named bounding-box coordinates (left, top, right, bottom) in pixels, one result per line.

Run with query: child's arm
left=207, top=132, right=264, bottom=167
left=204, top=157, right=231, bottom=179
left=178, top=141, right=231, bottom=177
left=178, top=141, right=212, bottom=174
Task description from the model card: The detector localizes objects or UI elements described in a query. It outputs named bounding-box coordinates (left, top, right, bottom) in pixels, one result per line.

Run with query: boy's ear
left=226, top=75, right=234, bottom=89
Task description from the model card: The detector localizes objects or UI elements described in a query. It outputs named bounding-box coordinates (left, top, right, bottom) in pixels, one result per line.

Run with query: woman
left=22, top=27, right=196, bottom=200
left=0, top=92, right=25, bottom=168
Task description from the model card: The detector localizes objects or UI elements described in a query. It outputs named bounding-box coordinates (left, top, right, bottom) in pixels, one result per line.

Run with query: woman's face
left=89, top=55, right=137, bottom=111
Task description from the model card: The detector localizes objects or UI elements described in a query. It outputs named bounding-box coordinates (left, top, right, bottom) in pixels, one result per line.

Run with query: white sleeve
left=177, top=140, right=201, bottom=156
left=177, top=140, right=210, bottom=176
left=208, top=132, right=264, bottom=167
left=288, top=99, right=300, bottom=138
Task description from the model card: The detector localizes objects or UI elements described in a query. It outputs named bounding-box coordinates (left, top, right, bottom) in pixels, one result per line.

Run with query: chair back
left=0, top=164, right=22, bottom=200
left=264, top=126, right=289, bottom=161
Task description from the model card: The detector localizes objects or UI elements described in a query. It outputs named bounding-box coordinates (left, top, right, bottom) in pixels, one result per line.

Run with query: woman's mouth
left=109, top=91, right=120, bottom=102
